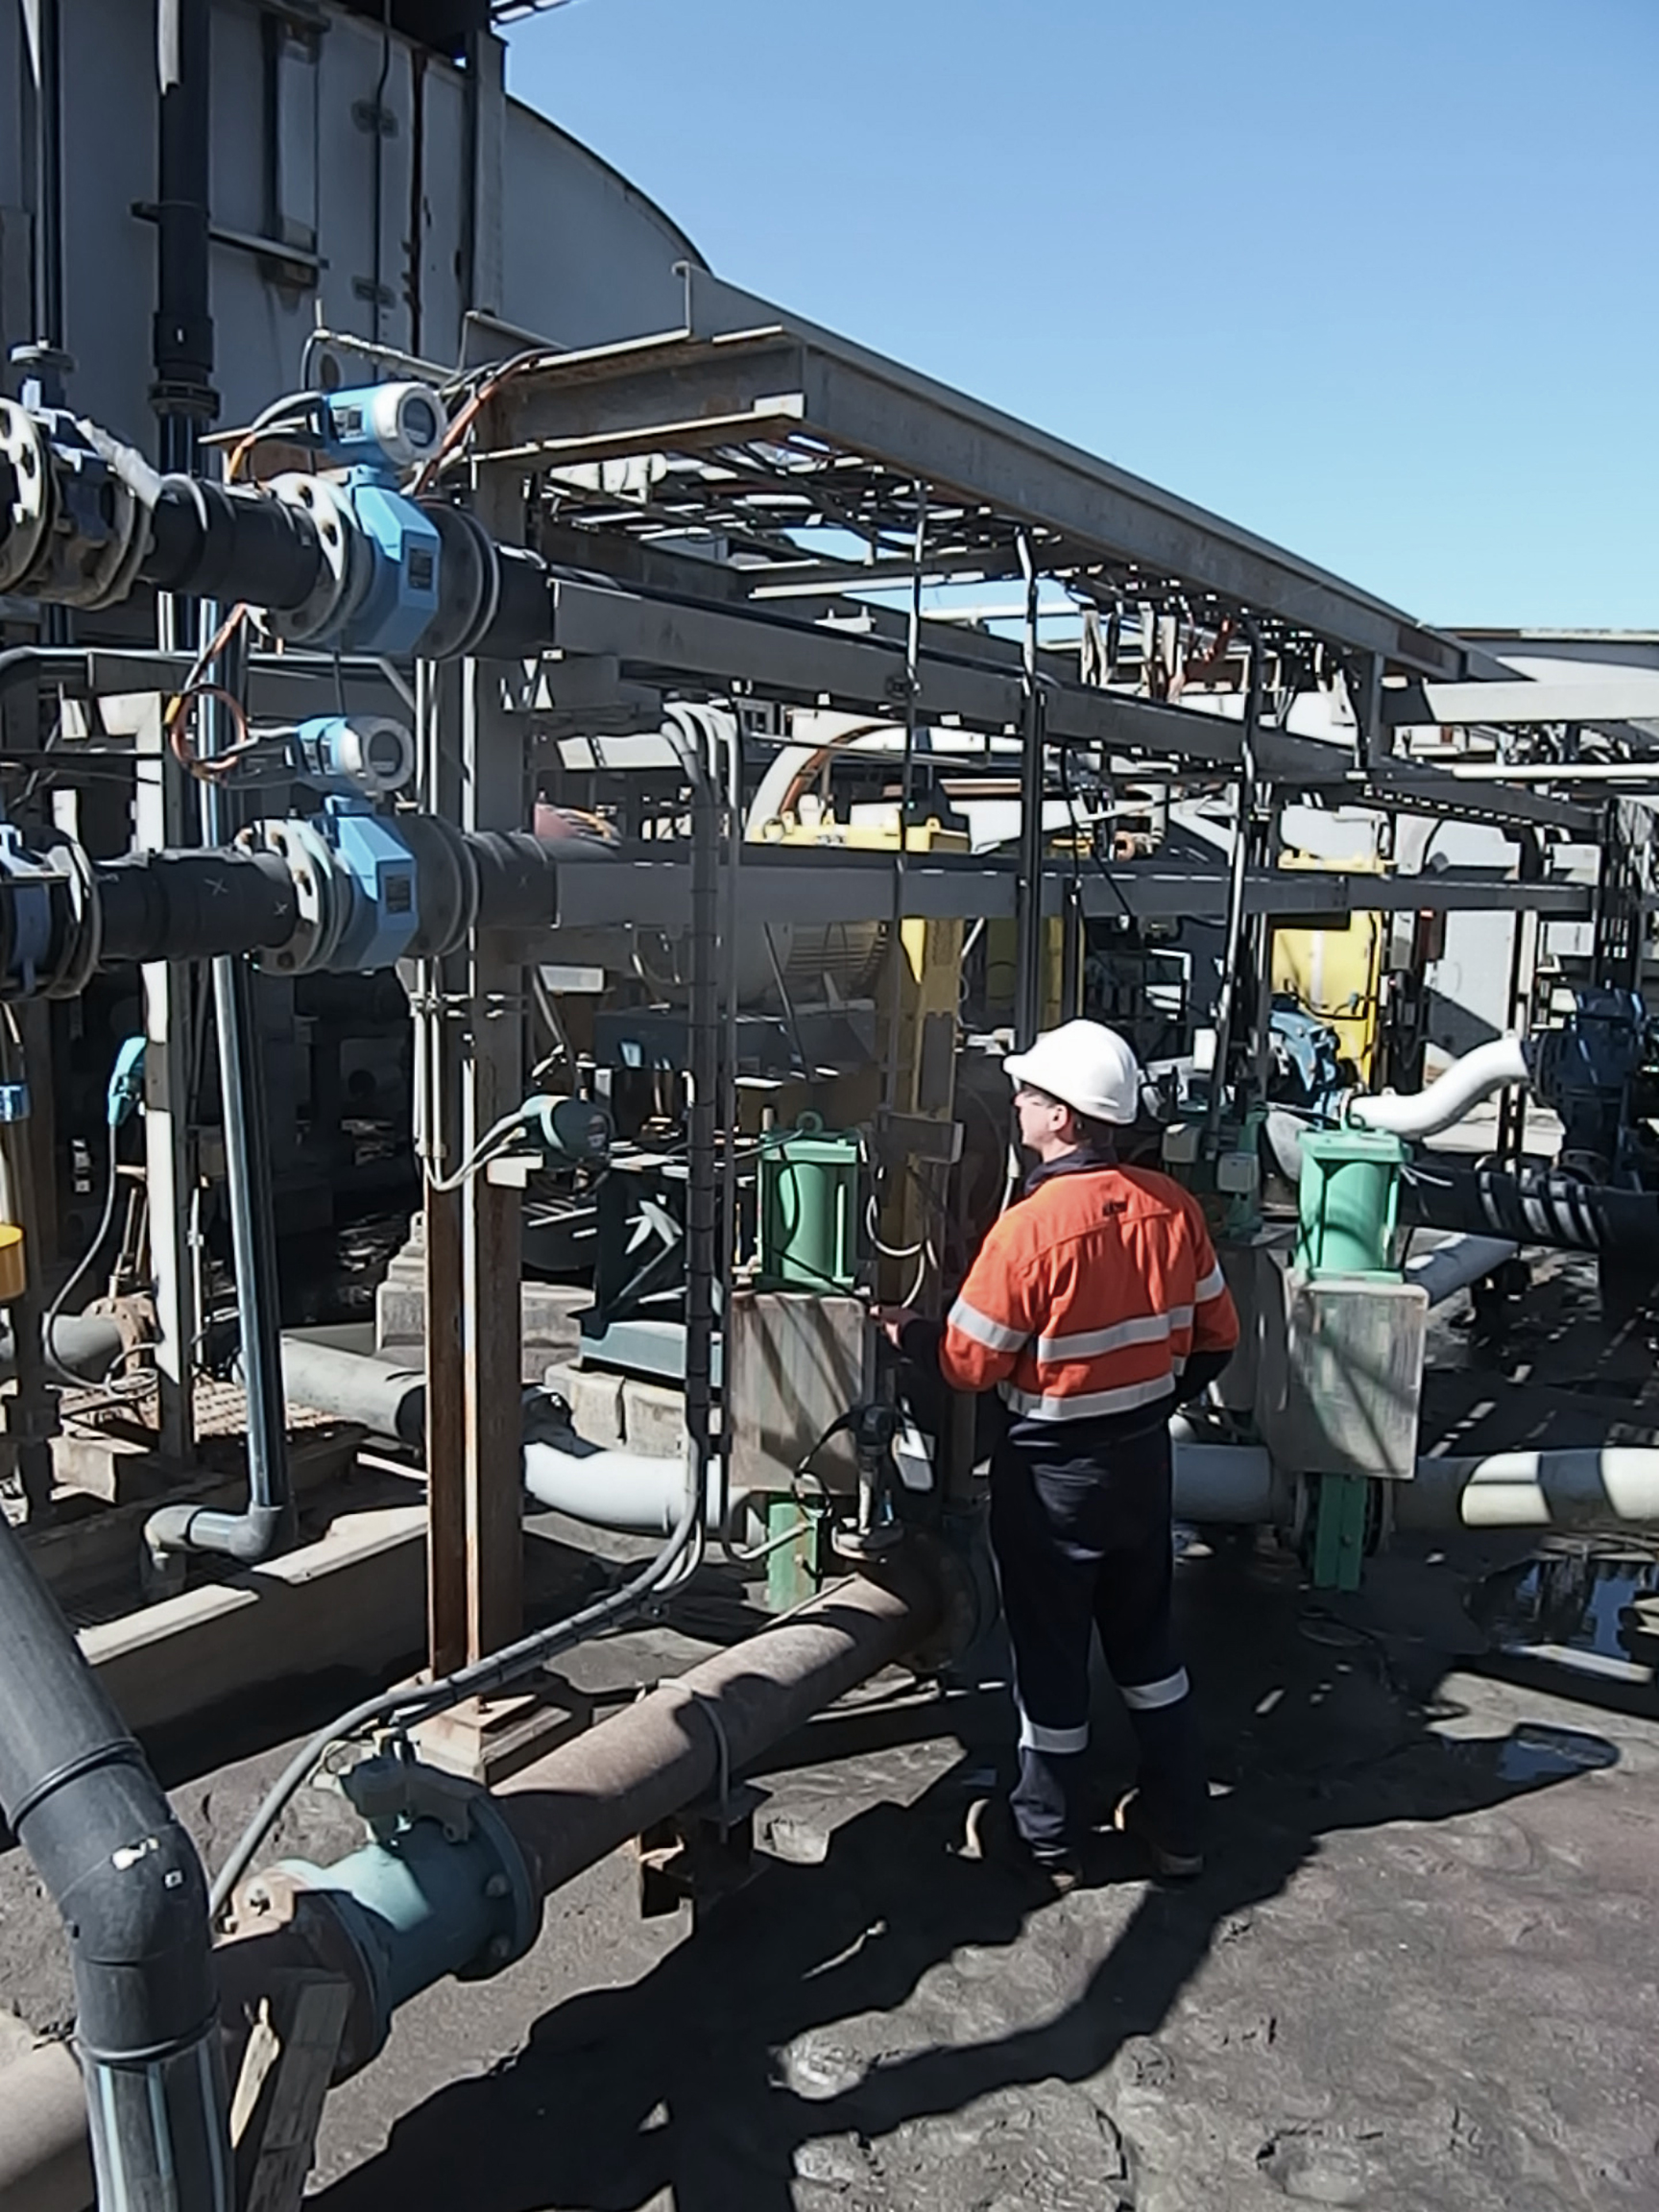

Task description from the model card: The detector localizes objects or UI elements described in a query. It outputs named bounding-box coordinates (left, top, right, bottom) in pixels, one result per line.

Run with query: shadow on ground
left=317, top=1537, right=1621, bottom=2212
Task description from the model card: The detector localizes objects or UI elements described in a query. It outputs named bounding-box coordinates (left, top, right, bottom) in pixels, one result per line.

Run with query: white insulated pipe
left=1347, top=1034, right=1529, bottom=1141
left=522, top=1436, right=737, bottom=1535
left=1397, top=1450, right=1659, bottom=1531
left=1403, top=1235, right=1519, bottom=1307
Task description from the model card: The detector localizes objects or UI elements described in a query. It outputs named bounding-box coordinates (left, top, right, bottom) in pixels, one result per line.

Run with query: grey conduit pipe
left=146, top=619, right=293, bottom=1571
left=0, top=1514, right=228, bottom=2211
left=1403, top=1162, right=1659, bottom=1259
left=1348, top=1035, right=1530, bottom=1141
left=662, top=707, right=723, bottom=1556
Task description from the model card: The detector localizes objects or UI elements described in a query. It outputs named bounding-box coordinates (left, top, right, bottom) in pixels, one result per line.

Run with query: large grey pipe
left=0, top=1514, right=228, bottom=2209
left=0, top=1313, right=128, bottom=1386
left=1397, top=1450, right=1659, bottom=1531
left=1403, top=1235, right=1519, bottom=1307
left=279, top=1336, right=425, bottom=1449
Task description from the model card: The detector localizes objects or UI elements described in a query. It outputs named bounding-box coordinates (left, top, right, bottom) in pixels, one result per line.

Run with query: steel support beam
left=511, top=854, right=1589, bottom=939
left=532, top=579, right=1595, bottom=834
left=421, top=656, right=526, bottom=1677
left=1385, top=676, right=1659, bottom=729
left=499, top=271, right=1469, bottom=680
left=135, top=693, right=197, bottom=1468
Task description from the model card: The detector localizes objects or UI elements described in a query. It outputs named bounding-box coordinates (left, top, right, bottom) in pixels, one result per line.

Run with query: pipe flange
left=60, top=444, right=151, bottom=612
left=223, top=1866, right=383, bottom=2078
left=262, top=474, right=361, bottom=645
left=453, top=1791, right=540, bottom=1981
left=0, top=402, right=51, bottom=593
left=239, top=817, right=342, bottom=974
left=399, top=814, right=480, bottom=959
left=419, top=504, right=500, bottom=661
left=42, top=836, right=103, bottom=1000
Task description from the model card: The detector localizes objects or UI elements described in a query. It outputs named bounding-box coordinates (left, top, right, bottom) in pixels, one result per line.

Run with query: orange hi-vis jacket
left=940, top=1159, right=1240, bottom=1427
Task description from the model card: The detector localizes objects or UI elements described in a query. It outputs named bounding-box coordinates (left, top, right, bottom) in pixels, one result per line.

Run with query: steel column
left=422, top=655, right=525, bottom=1672
left=136, top=691, right=198, bottom=1467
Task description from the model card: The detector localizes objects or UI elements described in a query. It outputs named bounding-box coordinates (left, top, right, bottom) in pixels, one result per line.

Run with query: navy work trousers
left=989, top=1417, right=1205, bottom=1856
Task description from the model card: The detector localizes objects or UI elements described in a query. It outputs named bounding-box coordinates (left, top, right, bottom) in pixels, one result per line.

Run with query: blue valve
left=106, top=1036, right=147, bottom=1126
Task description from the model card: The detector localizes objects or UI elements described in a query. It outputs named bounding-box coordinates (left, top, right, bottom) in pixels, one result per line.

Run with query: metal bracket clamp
left=0, top=403, right=51, bottom=592
left=419, top=504, right=501, bottom=661
left=43, top=836, right=103, bottom=999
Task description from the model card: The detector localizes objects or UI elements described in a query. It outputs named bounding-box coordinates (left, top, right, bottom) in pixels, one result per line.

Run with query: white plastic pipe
left=522, top=1436, right=736, bottom=1536
left=1404, top=1235, right=1519, bottom=1307
left=1347, top=1034, right=1529, bottom=1141
left=1398, top=1450, right=1659, bottom=1531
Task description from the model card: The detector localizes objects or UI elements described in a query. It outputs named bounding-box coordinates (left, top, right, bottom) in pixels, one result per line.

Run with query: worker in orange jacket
left=880, top=1020, right=1239, bottom=1885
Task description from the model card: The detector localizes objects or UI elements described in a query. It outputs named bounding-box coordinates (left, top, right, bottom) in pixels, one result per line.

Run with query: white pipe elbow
left=1347, top=1035, right=1529, bottom=1141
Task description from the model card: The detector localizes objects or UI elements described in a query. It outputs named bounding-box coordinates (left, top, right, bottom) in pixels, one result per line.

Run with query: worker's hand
left=872, top=1304, right=919, bottom=1349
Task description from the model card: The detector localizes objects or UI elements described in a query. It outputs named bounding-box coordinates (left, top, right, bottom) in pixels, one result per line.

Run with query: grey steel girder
left=520, top=854, right=1588, bottom=939
left=493, top=272, right=1474, bottom=681
left=532, top=577, right=1595, bottom=835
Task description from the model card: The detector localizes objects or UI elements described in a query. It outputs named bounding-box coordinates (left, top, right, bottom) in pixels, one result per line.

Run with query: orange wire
left=164, top=684, right=258, bottom=781
left=409, top=349, right=557, bottom=495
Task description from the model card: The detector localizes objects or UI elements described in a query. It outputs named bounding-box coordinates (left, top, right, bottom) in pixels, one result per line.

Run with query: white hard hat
left=1004, top=1019, right=1142, bottom=1126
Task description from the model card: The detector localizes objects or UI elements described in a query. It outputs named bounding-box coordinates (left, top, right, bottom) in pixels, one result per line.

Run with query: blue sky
left=507, top=0, right=1658, bottom=632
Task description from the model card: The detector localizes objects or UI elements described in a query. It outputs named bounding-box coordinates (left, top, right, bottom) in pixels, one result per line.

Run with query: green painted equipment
left=1296, top=1127, right=1407, bottom=1278
left=757, top=1118, right=861, bottom=1292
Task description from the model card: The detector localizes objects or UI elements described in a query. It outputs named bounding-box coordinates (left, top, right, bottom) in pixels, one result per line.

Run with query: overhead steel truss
left=484, top=270, right=1477, bottom=682
left=464, top=272, right=1597, bottom=839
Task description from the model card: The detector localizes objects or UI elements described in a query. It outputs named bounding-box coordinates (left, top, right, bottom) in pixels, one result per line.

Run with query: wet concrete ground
left=2, top=1247, right=1657, bottom=2209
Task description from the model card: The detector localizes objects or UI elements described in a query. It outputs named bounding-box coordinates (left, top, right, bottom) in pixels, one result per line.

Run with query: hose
left=0, top=1512, right=228, bottom=2209
left=207, top=1463, right=701, bottom=1918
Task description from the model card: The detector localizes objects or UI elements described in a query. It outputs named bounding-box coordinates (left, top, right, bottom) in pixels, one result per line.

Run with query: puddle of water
left=1492, top=1722, right=1621, bottom=1784
left=1470, top=1545, right=1659, bottom=1690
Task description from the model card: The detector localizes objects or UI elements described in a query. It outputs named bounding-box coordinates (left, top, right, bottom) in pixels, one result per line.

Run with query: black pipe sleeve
left=0, top=1514, right=226, bottom=2187
left=95, top=846, right=299, bottom=964
left=469, top=830, right=561, bottom=933
left=1403, top=1162, right=1659, bottom=1257
left=474, top=543, right=554, bottom=660
left=142, top=478, right=325, bottom=610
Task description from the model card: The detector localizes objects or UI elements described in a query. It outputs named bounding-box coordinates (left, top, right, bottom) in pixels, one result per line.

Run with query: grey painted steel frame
left=497, top=270, right=1477, bottom=683
left=515, top=857, right=1590, bottom=940
left=529, top=578, right=1596, bottom=838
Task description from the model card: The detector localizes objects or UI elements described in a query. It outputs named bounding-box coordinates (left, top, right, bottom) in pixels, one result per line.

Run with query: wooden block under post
left=413, top=1677, right=592, bottom=1787
left=230, top=1970, right=352, bottom=2212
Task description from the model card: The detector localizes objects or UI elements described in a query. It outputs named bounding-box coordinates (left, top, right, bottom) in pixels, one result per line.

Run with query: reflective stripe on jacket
left=940, top=1161, right=1239, bottom=1423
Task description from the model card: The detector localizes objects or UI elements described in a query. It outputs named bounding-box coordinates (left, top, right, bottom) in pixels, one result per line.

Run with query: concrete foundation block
left=619, top=1378, right=685, bottom=1457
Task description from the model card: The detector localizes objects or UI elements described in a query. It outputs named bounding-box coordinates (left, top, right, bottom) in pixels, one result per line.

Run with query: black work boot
left=1113, top=1788, right=1203, bottom=1881
left=960, top=1794, right=1083, bottom=1893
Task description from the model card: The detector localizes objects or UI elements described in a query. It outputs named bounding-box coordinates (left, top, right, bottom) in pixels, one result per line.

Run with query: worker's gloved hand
left=872, top=1303, right=920, bottom=1349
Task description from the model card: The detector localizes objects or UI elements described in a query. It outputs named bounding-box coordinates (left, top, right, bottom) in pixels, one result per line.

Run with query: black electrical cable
left=208, top=1479, right=702, bottom=1918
